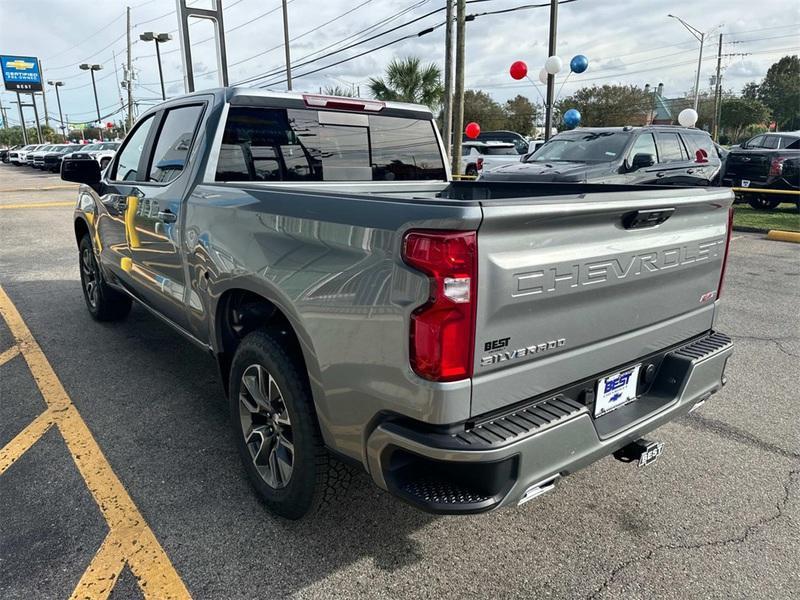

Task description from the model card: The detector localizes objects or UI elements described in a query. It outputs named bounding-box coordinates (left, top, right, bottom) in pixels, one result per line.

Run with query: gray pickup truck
left=62, top=88, right=734, bottom=519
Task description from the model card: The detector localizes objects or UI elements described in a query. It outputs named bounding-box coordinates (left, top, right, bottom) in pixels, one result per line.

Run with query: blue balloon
left=570, top=54, right=589, bottom=74
left=563, top=108, right=581, bottom=128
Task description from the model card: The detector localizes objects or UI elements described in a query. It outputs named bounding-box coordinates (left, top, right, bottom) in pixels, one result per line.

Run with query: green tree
left=503, top=95, right=538, bottom=135
left=756, top=55, right=800, bottom=130
left=555, top=84, right=651, bottom=127
left=720, top=97, right=770, bottom=142
left=368, top=57, right=443, bottom=109
left=741, top=81, right=759, bottom=100
left=462, top=89, right=507, bottom=130
left=323, top=85, right=355, bottom=97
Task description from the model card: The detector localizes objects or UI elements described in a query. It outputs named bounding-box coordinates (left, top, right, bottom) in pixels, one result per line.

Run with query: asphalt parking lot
left=1, top=164, right=798, bottom=600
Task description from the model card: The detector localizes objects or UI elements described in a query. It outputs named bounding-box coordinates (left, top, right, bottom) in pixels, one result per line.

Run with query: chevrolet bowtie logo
left=7, top=59, right=35, bottom=70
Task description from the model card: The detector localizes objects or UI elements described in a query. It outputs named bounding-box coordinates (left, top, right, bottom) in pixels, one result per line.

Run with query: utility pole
left=281, top=0, right=292, bottom=90
left=0, top=100, right=8, bottom=129
left=127, top=6, right=134, bottom=130
left=39, top=61, right=51, bottom=129
left=442, top=0, right=454, bottom=159
left=450, top=0, right=466, bottom=175
left=544, top=0, right=558, bottom=141
left=712, top=33, right=723, bottom=142
left=29, top=94, right=43, bottom=142
left=13, top=96, right=28, bottom=144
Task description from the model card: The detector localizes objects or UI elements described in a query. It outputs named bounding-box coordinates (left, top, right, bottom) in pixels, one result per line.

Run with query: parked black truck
left=721, top=132, right=800, bottom=210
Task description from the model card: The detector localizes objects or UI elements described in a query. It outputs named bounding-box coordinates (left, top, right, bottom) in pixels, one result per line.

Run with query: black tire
left=100, top=157, right=111, bottom=170
left=229, top=329, right=347, bottom=519
left=747, top=195, right=780, bottom=210
left=465, top=165, right=478, bottom=177
left=78, top=234, right=132, bottom=321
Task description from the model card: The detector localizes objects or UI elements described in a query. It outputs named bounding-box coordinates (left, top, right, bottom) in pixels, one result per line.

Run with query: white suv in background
left=63, top=142, right=121, bottom=170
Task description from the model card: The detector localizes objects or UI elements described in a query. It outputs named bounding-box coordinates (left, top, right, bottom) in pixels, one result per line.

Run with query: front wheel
left=78, top=234, right=132, bottom=321
left=229, top=329, right=347, bottom=519
left=747, top=194, right=780, bottom=210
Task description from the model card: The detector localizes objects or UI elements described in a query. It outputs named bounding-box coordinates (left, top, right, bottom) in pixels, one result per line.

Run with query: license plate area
left=594, top=364, right=641, bottom=417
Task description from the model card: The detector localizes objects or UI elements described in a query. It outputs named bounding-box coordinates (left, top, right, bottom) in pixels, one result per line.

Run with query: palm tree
left=368, top=57, right=443, bottom=109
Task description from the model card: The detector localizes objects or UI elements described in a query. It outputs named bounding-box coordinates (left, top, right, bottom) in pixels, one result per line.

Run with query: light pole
left=47, top=80, right=66, bottom=141
left=668, top=14, right=705, bottom=113
left=139, top=32, right=172, bottom=100
left=80, top=63, right=104, bottom=141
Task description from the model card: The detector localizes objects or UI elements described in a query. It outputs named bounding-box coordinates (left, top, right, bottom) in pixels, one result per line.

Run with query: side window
left=112, top=115, right=156, bottom=181
left=746, top=135, right=765, bottom=148
left=148, top=104, right=204, bottom=183
left=785, top=138, right=800, bottom=150
left=655, top=132, right=688, bottom=162
left=762, top=135, right=780, bottom=149
left=683, top=133, right=716, bottom=162
left=628, top=133, right=657, bottom=165
left=215, top=107, right=314, bottom=182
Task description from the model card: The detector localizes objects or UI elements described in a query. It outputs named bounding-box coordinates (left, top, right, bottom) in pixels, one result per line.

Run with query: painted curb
left=766, top=230, right=800, bottom=243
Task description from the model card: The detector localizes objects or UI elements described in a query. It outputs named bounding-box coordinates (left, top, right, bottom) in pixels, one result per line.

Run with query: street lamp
left=668, top=14, right=705, bottom=113
left=47, top=80, right=66, bottom=142
left=80, top=63, right=104, bottom=141
left=139, top=32, right=172, bottom=100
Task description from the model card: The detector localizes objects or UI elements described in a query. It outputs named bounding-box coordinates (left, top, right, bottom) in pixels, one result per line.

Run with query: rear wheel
left=465, top=165, right=478, bottom=177
left=229, top=329, right=347, bottom=519
left=78, top=234, right=132, bottom=321
left=747, top=194, right=780, bottom=210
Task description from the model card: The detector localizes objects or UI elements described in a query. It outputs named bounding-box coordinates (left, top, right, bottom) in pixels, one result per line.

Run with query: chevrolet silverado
left=62, top=89, right=734, bottom=519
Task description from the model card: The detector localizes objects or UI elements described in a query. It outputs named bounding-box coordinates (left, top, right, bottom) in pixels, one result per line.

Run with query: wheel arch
left=74, top=216, right=91, bottom=246
left=211, top=284, right=323, bottom=407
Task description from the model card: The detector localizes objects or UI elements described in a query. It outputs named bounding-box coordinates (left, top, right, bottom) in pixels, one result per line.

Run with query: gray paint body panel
left=73, top=89, right=735, bottom=504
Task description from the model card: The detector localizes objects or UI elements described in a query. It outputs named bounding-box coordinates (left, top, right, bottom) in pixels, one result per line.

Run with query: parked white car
left=11, top=144, right=43, bottom=165
left=63, top=142, right=121, bottom=170
left=461, top=141, right=523, bottom=176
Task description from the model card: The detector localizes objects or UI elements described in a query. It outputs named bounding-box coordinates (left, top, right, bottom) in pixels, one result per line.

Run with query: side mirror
left=62, top=158, right=101, bottom=185
left=630, top=153, right=656, bottom=171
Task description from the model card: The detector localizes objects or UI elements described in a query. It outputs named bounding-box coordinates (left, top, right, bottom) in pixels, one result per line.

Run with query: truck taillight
left=402, top=230, right=477, bottom=382
left=769, top=156, right=786, bottom=176
left=476, top=157, right=484, bottom=170
left=717, top=206, right=734, bottom=299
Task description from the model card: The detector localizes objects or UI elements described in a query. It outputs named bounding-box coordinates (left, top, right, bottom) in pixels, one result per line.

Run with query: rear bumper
left=366, top=331, right=732, bottom=514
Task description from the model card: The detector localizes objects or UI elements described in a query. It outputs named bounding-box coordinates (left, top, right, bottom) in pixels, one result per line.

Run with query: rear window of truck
left=215, top=106, right=446, bottom=182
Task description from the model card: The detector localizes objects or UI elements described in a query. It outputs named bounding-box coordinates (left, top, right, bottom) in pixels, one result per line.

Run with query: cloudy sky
left=1, top=0, right=798, bottom=127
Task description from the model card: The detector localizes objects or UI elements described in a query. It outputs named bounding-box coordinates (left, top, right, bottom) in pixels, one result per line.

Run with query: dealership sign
left=1, top=55, right=43, bottom=92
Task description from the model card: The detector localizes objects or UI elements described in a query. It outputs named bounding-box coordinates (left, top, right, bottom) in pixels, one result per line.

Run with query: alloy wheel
left=238, top=364, right=294, bottom=489
left=81, top=246, right=98, bottom=308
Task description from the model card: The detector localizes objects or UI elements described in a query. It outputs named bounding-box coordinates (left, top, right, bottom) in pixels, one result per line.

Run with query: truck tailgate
left=471, top=187, right=733, bottom=416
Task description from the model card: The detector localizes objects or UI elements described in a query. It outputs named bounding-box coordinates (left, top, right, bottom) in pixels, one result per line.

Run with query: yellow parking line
left=0, top=345, right=20, bottom=366
left=0, top=285, right=191, bottom=599
left=0, top=201, right=74, bottom=210
left=0, top=410, right=55, bottom=475
left=69, top=530, right=128, bottom=600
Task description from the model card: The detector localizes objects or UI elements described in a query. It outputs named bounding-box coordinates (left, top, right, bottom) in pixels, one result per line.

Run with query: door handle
left=656, top=172, right=665, bottom=178
left=686, top=168, right=695, bottom=174
left=157, top=210, right=177, bottom=223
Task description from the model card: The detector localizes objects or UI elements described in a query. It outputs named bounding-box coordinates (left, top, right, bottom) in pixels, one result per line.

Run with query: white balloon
left=545, top=55, right=562, bottom=75
left=538, top=67, right=548, bottom=84
left=678, top=108, right=698, bottom=127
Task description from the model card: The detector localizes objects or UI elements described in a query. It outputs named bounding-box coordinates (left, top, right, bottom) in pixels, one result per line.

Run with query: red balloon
left=509, top=60, right=528, bottom=80
left=465, top=122, right=481, bottom=139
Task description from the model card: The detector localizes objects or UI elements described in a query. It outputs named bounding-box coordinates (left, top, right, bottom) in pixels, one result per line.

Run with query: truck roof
left=151, top=87, right=434, bottom=120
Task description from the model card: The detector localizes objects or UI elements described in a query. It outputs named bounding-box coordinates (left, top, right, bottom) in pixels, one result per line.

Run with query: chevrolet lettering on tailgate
left=513, top=239, right=725, bottom=297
